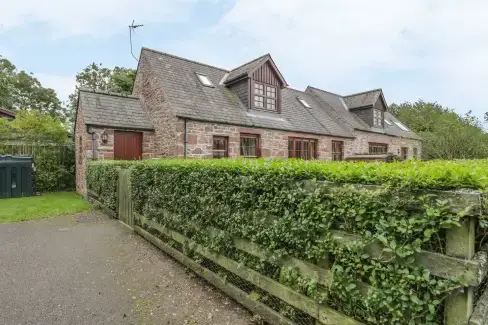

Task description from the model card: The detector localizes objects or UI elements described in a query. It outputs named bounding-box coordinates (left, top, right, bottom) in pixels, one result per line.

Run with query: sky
left=1, top=0, right=487, bottom=121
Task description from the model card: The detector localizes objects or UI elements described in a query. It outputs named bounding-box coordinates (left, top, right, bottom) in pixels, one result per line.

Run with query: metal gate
left=0, top=155, right=34, bottom=199
left=117, top=169, right=133, bottom=227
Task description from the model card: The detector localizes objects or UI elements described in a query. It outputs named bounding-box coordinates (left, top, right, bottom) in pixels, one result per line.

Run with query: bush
left=0, top=143, right=75, bottom=192
left=86, top=160, right=137, bottom=210
left=87, top=158, right=488, bottom=324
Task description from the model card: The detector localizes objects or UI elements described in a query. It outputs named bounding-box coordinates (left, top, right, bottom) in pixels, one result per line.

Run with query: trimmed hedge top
left=88, top=158, right=488, bottom=191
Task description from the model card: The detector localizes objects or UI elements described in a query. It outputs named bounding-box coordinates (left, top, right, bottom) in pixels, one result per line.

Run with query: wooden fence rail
left=87, top=168, right=488, bottom=325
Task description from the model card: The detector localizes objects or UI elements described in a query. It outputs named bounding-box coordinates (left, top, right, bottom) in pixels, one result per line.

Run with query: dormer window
left=373, top=109, right=382, bottom=127
left=196, top=73, right=214, bottom=87
left=254, top=82, right=277, bottom=110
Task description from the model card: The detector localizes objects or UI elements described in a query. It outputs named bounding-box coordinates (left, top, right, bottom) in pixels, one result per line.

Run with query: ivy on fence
left=87, top=158, right=488, bottom=325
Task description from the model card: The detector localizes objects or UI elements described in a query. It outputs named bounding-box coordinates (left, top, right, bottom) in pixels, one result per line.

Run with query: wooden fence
left=87, top=168, right=488, bottom=325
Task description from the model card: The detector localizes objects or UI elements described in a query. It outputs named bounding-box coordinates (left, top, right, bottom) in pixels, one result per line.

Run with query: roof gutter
left=84, top=123, right=155, bottom=132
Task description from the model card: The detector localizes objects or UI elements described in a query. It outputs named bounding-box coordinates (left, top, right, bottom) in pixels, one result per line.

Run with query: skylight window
left=196, top=73, right=214, bottom=87
left=298, top=97, right=311, bottom=108
left=394, top=121, right=409, bottom=131
left=384, top=119, right=392, bottom=126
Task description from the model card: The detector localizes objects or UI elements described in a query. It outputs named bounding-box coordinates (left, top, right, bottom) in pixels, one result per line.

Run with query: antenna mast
left=129, top=20, right=144, bottom=62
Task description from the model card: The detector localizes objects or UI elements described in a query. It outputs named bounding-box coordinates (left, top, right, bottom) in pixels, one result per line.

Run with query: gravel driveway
left=0, top=211, right=251, bottom=325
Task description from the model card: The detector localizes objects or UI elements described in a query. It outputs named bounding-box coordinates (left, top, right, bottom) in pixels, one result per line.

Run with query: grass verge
left=0, top=192, right=92, bottom=224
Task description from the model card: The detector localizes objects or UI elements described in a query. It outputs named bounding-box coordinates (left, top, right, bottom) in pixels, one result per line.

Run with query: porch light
left=101, top=131, right=108, bottom=144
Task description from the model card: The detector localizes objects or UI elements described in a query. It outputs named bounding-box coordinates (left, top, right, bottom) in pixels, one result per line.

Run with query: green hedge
left=87, top=158, right=488, bottom=325
left=86, top=160, right=135, bottom=210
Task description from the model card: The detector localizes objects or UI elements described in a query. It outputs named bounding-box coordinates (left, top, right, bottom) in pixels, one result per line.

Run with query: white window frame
left=298, top=97, right=311, bottom=108
left=254, top=82, right=277, bottom=110
left=373, top=109, right=382, bottom=127
left=196, top=73, right=214, bottom=87
left=394, top=121, right=409, bottom=131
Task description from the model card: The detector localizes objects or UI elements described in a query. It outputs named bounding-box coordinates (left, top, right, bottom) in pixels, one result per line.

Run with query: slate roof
left=306, top=87, right=420, bottom=140
left=383, top=112, right=421, bottom=140
left=343, top=89, right=382, bottom=109
left=78, top=89, right=153, bottom=130
left=141, top=48, right=353, bottom=137
left=138, top=47, right=419, bottom=140
left=226, top=54, right=269, bottom=84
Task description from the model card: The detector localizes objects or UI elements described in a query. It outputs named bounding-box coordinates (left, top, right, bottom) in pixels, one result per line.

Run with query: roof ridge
left=285, top=86, right=306, bottom=93
left=306, top=86, right=343, bottom=97
left=141, top=47, right=230, bottom=72
left=343, top=88, right=382, bottom=98
left=79, top=88, right=140, bottom=99
left=228, top=53, right=269, bottom=73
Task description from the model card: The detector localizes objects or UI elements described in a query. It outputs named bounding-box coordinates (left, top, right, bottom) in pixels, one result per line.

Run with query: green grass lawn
left=0, top=192, right=92, bottom=224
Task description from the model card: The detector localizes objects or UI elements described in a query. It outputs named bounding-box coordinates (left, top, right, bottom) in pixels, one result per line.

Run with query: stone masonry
left=353, top=130, right=422, bottom=159
left=175, top=119, right=356, bottom=159
left=132, top=54, right=179, bottom=157
left=173, top=119, right=421, bottom=160
left=75, top=101, right=155, bottom=195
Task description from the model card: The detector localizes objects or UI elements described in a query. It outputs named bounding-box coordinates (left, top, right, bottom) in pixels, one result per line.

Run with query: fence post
left=445, top=217, right=476, bottom=325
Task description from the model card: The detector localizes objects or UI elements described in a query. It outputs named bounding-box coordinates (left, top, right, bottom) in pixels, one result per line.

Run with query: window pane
left=289, top=138, right=316, bottom=160
left=295, top=141, right=301, bottom=158
left=213, top=136, right=228, bottom=158
left=266, top=86, right=276, bottom=98
left=197, top=74, right=213, bottom=86
left=332, top=141, right=343, bottom=161
left=369, top=143, right=387, bottom=154
left=240, top=135, right=258, bottom=157
left=254, top=95, right=264, bottom=108
left=254, top=83, right=264, bottom=95
left=266, top=98, right=276, bottom=110
left=288, top=140, right=294, bottom=158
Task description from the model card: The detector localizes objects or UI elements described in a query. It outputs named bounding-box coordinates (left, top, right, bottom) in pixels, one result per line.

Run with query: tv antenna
left=129, top=20, right=144, bottom=62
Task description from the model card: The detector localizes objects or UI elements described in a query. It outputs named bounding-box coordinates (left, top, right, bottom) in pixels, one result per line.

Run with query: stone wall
left=352, top=130, right=422, bottom=159
left=85, top=127, right=155, bottom=160
left=75, top=102, right=155, bottom=195
left=75, top=102, right=88, bottom=195
left=133, top=53, right=178, bottom=157
left=175, top=119, right=355, bottom=159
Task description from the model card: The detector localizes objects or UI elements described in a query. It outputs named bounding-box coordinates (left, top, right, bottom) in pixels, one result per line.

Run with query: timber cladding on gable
left=253, top=61, right=281, bottom=87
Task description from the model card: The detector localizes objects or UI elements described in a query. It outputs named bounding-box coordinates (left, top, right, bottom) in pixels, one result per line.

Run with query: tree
left=0, top=56, right=64, bottom=118
left=390, top=100, right=488, bottom=160
left=66, top=63, right=136, bottom=123
left=0, top=110, right=68, bottom=144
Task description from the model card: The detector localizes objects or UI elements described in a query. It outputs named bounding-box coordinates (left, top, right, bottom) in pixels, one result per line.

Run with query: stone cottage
left=75, top=47, right=421, bottom=194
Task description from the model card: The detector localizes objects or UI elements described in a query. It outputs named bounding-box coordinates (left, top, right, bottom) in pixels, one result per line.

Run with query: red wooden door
left=114, top=131, right=143, bottom=160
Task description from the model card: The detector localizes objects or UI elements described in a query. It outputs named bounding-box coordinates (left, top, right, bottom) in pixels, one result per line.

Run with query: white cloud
left=35, top=73, right=76, bottom=103
left=214, top=0, right=488, bottom=118
left=0, top=0, right=213, bottom=37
